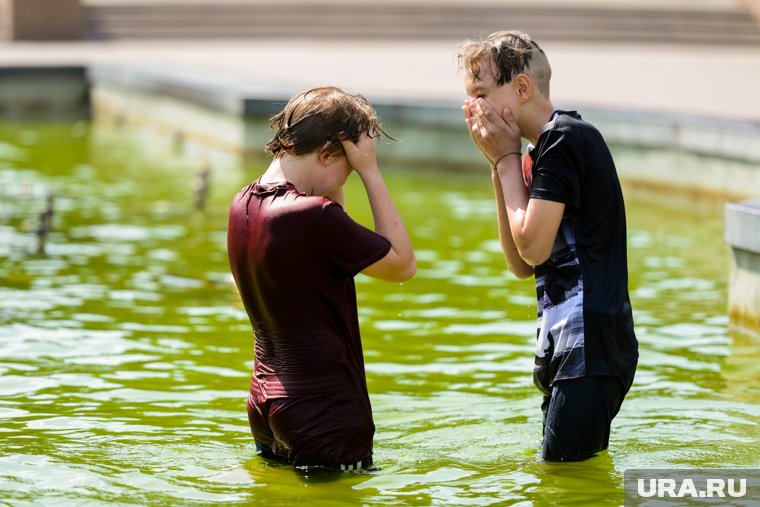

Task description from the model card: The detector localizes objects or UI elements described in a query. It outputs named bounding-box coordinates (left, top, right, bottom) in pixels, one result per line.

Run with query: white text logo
left=637, top=478, right=747, bottom=498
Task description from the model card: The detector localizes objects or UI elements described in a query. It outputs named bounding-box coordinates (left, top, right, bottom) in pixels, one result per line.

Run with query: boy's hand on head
left=467, top=98, right=522, bottom=163
left=340, top=134, right=378, bottom=176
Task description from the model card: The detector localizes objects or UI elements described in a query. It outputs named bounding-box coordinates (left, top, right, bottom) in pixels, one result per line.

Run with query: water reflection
left=0, top=122, right=758, bottom=505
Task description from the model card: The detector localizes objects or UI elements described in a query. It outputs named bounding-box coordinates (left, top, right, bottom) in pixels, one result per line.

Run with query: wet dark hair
left=459, top=30, right=551, bottom=97
left=265, top=86, right=390, bottom=159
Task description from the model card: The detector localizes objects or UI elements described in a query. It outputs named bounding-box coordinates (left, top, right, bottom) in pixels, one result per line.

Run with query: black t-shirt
left=528, top=111, right=638, bottom=394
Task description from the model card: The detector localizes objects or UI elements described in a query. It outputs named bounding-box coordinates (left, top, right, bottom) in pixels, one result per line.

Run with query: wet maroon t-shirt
left=227, top=179, right=391, bottom=464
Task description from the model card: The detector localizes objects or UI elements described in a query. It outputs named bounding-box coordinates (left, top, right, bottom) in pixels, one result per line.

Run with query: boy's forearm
left=492, top=171, right=534, bottom=278
left=495, top=156, right=531, bottom=243
left=495, top=157, right=564, bottom=266
left=497, top=156, right=544, bottom=266
left=359, top=168, right=414, bottom=263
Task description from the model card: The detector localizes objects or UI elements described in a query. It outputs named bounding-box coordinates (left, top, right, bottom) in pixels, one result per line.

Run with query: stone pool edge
left=2, top=63, right=760, bottom=332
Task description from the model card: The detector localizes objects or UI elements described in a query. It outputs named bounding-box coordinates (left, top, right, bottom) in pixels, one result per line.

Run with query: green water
left=0, top=122, right=758, bottom=506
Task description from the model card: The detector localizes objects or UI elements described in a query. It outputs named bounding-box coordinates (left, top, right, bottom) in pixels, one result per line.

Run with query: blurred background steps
left=0, top=1, right=6, bottom=40
left=81, top=2, right=760, bottom=46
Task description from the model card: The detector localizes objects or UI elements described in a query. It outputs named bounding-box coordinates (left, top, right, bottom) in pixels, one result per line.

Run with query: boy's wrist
left=492, top=151, right=522, bottom=171
left=357, top=166, right=383, bottom=184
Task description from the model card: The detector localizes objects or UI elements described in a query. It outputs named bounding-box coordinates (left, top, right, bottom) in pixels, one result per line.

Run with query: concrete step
left=0, top=3, right=6, bottom=40
left=83, top=3, right=760, bottom=45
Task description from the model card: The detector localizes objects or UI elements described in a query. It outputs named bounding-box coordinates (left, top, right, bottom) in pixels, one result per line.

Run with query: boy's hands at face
left=463, top=98, right=522, bottom=163
left=463, top=99, right=493, bottom=164
left=340, top=133, right=378, bottom=176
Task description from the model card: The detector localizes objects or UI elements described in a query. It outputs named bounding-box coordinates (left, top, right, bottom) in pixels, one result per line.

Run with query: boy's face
left=464, top=58, right=520, bottom=120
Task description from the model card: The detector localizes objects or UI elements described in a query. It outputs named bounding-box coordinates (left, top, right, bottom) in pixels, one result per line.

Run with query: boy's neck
left=524, top=100, right=557, bottom=145
left=262, top=154, right=315, bottom=194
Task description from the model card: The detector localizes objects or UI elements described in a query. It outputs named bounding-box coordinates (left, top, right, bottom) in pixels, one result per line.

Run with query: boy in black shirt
left=459, top=31, right=638, bottom=461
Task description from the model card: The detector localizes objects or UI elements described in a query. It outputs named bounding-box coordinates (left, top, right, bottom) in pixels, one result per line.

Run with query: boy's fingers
left=502, top=108, right=518, bottom=126
left=476, top=98, right=498, bottom=122
left=464, top=111, right=478, bottom=133
left=501, top=108, right=522, bottom=137
left=473, top=100, right=485, bottom=120
left=464, top=116, right=482, bottom=145
left=340, top=138, right=362, bottom=154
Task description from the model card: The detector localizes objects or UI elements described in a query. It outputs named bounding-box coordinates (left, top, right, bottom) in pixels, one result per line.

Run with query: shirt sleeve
left=318, top=201, right=392, bottom=276
left=530, top=129, right=583, bottom=209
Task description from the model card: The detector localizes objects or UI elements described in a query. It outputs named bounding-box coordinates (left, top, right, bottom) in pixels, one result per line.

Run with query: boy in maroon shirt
left=227, top=87, right=415, bottom=470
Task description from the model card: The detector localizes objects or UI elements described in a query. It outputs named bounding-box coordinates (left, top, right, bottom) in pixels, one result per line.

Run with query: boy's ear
left=515, top=74, right=532, bottom=102
left=318, top=141, right=345, bottom=166
left=318, top=141, right=334, bottom=166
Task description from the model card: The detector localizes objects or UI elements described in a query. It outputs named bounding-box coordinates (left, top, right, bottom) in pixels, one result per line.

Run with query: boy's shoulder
left=550, top=110, right=594, bottom=132
left=545, top=110, right=605, bottom=146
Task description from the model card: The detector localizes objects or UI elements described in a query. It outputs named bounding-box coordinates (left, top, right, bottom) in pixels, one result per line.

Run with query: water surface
left=0, top=122, right=758, bottom=506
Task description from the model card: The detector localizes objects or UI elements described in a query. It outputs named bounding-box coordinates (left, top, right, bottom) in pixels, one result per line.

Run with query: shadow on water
left=244, top=456, right=382, bottom=506
left=532, top=453, right=621, bottom=507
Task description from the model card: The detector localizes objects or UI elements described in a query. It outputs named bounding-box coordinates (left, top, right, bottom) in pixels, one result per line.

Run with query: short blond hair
left=459, top=31, right=552, bottom=99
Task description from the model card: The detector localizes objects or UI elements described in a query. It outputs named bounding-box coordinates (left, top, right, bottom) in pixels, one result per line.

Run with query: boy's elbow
left=503, top=251, right=534, bottom=279
left=515, top=241, right=551, bottom=268
left=364, top=251, right=415, bottom=283
left=513, top=230, right=552, bottom=267
left=396, top=258, right=416, bottom=282
left=520, top=251, right=549, bottom=267
left=381, top=254, right=416, bottom=283
left=509, top=263, right=534, bottom=279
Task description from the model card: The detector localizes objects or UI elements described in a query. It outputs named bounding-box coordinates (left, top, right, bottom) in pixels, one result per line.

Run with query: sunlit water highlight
left=0, top=122, right=758, bottom=506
